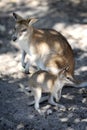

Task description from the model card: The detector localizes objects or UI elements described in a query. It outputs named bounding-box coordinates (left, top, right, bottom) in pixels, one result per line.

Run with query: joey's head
left=12, top=12, right=38, bottom=41
left=58, top=66, right=75, bottom=86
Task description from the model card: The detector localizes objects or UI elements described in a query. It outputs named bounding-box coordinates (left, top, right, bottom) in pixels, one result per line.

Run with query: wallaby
left=29, top=67, right=75, bottom=113
left=12, top=12, right=75, bottom=81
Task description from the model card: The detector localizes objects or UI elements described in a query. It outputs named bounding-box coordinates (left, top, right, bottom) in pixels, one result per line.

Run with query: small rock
left=46, top=109, right=53, bottom=115
left=17, top=123, right=24, bottom=130
left=82, top=98, right=87, bottom=103
left=0, top=25, right=6, bottom=32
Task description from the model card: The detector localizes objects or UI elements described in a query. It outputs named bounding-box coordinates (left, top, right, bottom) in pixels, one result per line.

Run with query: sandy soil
left=0, top=0, right=87, bottom=130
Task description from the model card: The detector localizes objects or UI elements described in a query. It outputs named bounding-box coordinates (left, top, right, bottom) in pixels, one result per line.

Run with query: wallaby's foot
left=48, top=100, right=66, bottom=111
left=35, top=108, right=45, bottom=116
left=57, top=104, right=66, bottom=111
left=37, top=108, right=41, bottom=114
left=48, top=98, right=58, bottom=106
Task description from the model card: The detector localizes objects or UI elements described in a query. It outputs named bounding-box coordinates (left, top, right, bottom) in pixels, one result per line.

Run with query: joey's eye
left=21, top=29, right=27, bottom=32
left=67, top=77, right=69, bottom=79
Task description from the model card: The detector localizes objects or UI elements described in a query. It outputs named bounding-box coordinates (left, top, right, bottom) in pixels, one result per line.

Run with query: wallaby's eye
left=21, top=29, right=27, bottom=32
left=67, top=77, right=70, bottom=80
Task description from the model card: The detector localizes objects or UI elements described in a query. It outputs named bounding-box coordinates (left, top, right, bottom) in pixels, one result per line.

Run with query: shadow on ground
left=0, top=74, right=87, bottom=130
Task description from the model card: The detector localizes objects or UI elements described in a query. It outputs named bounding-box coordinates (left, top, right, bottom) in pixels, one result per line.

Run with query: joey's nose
left=12, top=36, right=17, bottom=41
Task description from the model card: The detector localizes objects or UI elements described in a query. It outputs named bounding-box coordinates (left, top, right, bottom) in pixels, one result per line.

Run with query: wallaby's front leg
left=21, top=50, right=30, bottom=74
left=21, top=50, right=26, bottom=68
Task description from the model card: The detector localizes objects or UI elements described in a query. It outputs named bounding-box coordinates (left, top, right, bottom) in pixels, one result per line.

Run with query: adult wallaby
left=12, top=12, right=75, bottom=82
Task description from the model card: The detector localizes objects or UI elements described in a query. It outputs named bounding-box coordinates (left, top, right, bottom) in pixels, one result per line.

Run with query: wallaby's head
left=58, top=66, right=75, bottom=85
left=12, top=12, right=38, bottom=41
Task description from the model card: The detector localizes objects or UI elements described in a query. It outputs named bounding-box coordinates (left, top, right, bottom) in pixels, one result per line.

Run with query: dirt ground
left=0, top=0, right=87, bottom=130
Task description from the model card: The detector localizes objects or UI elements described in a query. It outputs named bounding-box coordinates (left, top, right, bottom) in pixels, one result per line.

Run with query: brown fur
left=29, top=68, right=74, bottom=113
left=13, top=13, right=75, bottom=79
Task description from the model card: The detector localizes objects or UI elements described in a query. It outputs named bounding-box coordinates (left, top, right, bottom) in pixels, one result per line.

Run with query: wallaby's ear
left=64, top=66, right=69, bottom=71
left=28, top=18, right=38, bottom=26
left=59, top=66, right=69, bottom=75
left=13, top=12, right=23, bottom=21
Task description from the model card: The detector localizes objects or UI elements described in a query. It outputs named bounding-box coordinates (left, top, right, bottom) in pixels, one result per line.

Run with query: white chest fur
left=17, top=32, right=30, bottom=54
left=17, top=32, right=47, bottom=70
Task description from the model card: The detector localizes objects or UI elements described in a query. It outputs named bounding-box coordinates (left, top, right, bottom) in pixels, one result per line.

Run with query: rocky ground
left=0, top=0, right=87, bottom=130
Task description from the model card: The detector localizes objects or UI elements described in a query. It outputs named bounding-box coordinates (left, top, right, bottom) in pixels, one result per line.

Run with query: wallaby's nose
left=12, top=36, right=17, bottom=41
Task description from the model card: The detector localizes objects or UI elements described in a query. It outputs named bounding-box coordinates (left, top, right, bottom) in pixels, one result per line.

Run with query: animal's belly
left=18, top=40, right=30, bottom=54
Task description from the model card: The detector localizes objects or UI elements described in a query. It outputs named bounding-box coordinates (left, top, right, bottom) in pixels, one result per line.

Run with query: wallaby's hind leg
left=33, top=87, right=42, bottom=113
left=54, top=92, right=59, bottom=102
left=21, top=50, right=26, bottom=68
left=55, top=89, right=62, bottom=102
left=48, top=91, right=66, bottom=111
left=48, top=94, right=58, bottom=106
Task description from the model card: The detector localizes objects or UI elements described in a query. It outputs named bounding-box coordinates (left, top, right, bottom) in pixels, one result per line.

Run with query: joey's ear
left=59, top=66, right=69, bottom=75
left=27, top=18, right=38, bottom=26
left=13, top=12, right=23, bottom=21
left=64, top=66, right=69, bottom=71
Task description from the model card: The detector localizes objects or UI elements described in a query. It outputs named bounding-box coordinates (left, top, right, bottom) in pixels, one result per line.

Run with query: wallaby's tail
left=71, top=81, right=87, bottom=88
left=76, top=81, right=87, bottom=88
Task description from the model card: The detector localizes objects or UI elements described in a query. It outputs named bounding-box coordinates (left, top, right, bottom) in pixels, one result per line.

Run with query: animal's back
left=29, top=70, right=56, bottom=92
left=32, top=28, right=75, bottom=77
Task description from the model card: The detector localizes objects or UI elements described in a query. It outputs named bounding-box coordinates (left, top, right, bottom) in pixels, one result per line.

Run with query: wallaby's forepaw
left=20, top=64, right=30, bottom=74
left=21, top=68, right=30, bottom=74
left=25, top=70, right=30, bottom=74
left=22, top=62, right=26, bottom=68
left=36, top=109, right=45, bottom=116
